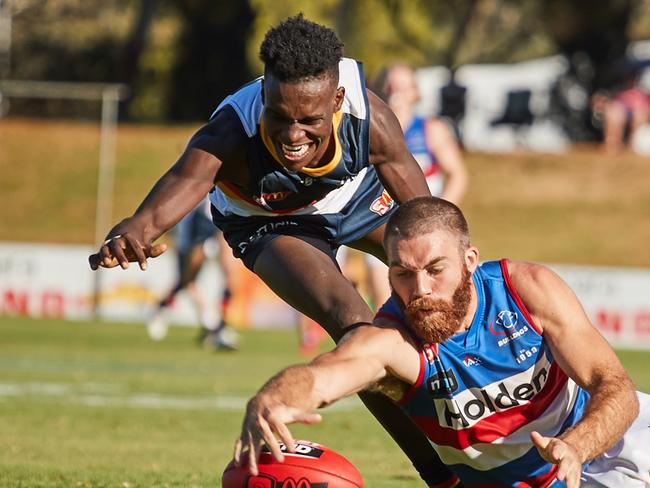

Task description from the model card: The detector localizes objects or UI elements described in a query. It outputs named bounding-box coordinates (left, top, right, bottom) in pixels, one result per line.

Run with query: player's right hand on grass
left=88, top=219, right=167, bottom=271
left=234, top=396, right=322, bottom=475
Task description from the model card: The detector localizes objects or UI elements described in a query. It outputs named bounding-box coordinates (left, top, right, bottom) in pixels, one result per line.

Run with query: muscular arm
left=89, top=107, right=246, bottom=270
left=508, top=261, right=638, bottom=487
left=367, top=90, right=431, bottom=203
left=235, top=325, right=419, bottom=474
left=426, top=118, right=468, bottom=204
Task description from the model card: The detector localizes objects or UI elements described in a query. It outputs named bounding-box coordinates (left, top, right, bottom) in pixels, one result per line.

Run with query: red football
left=222, top=440, right=363, bottom=487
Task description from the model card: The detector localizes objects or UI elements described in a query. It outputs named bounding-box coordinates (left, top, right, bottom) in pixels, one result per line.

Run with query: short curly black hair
left=259, top=13, right=344, bottom=82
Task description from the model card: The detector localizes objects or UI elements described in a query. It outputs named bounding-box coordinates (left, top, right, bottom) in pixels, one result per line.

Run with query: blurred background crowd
left=1, top=0, right=649, bottom=150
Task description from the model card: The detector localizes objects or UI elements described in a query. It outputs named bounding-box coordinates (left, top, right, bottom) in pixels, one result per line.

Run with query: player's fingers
left=530, top=431, right=550, bottom=451
left=566, top=471, right=581, bottom=488
left=248, top=445, right=259, bottom=476
left=233, top=438, right=243, bottom=466
left=272, top=421, right=296, bottom=454
left=547, top=441, right=567, bottom=464
left=294, top=412, right=322, bottom=425
left=98, top=242, right=118, bottom=268
left=108, top=237, right=130, bottom=269
left=555, top=457, right=569, bottom=480
left=124, top=235, right=148, bottom=271
left=559, top=462, right=581, bottom=488
left=148, top=243, right=167, bottom=259
left=247, top=432, right=260, bottom=476
left=89, top=253, right=101, bottom=270
left=259, top=420, right=284, bottom=462
left=96, top=251, right=120, bottom=269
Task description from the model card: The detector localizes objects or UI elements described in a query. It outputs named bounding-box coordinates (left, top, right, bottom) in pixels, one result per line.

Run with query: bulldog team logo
left=369, top=189, right=395, bottom=216
left=488, top=310, right=528, bottom=347
left=489, top=310, right=518, bottom=334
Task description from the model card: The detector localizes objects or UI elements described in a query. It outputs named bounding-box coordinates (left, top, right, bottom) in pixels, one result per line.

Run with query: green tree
left=166, top=0, right=254, bottom=120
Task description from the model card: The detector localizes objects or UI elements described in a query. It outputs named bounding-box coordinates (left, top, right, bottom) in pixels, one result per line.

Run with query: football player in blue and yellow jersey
left=89, top=14, right=458, bottom=488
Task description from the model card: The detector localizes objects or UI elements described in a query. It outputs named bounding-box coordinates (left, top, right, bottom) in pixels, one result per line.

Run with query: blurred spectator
left=379, top=63, right=468, bottom=202
left=438, top=70, right=467, bottom=143
left=147, top=196, right=239, bottom=350
left=593, top=66, right=650, bottom=153
left=344, top=62, right=469, bottom=308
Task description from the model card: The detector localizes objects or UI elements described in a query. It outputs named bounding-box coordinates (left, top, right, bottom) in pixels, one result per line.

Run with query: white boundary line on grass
left=0, top=382, right=363, bottom=412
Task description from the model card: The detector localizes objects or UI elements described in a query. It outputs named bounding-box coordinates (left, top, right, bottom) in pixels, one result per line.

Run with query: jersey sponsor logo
left=488, top=310, right=529, bottom=347
left=257, top=190, right=293, bottom=203
left=237, top=220, right=299, bottom=254
left=369, top=189, right=395, bottom=216
left=462, top=355, right=482, bottom=367
left=427, top=368, right=459, bottom=398
left=435, top=364, right=549, bottom=428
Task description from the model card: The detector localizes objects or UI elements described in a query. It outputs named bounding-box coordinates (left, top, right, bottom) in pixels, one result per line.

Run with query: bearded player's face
left=262, top=71, right=344, bottom=172
left=387, top=231, right=478, bottom=344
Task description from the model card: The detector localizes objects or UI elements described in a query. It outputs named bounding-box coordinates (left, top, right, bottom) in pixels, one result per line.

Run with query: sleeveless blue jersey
left=375, top=260, right=590, bottom=488
left=403, top=116, right=442, bottom=196
left=208, top=58, right=391, bottom=219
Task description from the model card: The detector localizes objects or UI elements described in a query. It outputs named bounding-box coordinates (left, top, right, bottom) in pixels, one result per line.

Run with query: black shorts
left=210, top=176, right=396, bottom=270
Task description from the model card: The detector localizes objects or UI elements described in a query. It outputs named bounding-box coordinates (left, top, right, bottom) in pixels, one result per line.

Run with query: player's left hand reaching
left=88, top=218, right=167, bottom=271
left=531, top=431, right=583, bottom=488
left=234, top=395, right=322, bottom=475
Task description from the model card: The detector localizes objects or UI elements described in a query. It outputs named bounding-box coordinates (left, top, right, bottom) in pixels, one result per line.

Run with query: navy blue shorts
left=211, top=174, right=396, bottom=270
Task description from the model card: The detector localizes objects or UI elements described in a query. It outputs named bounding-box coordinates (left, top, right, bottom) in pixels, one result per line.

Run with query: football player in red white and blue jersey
left=89, top=14, right=460, bottom=488
left=238, top=197, right=649, bottom=488
left=380, top=63, right=467, bottom=204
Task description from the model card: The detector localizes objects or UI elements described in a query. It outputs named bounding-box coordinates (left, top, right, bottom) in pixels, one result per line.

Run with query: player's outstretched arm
left=507, top=261, right=639, bottom=488
left=425, top=118, right=468, bottom=204
left=366, top=90, right=431, bottom=203
left=234, top=325, right=418, bottom=475
left=88, top=108, right=243, bottom=271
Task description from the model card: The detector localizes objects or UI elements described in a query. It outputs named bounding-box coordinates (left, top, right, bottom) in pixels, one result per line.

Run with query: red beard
left=400, top=267, right=473, bottom=344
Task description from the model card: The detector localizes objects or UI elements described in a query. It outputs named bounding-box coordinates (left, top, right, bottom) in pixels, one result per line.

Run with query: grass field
left=2, top=316, right=649, bottom=488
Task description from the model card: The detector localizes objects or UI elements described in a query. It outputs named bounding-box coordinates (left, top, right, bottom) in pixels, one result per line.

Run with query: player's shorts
left=580, top=391, right=650, bottom=487
left=211, top=179, right=396, bottom=270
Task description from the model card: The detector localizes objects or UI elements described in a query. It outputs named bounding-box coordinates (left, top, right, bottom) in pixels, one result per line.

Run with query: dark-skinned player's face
left=262, top=71, right=344, bottom=172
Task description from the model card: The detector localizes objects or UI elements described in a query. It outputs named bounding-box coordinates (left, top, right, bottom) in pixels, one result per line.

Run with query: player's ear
left=334, top=86, right=345, bottom=112
left=465, top=246, right=480, bottom=272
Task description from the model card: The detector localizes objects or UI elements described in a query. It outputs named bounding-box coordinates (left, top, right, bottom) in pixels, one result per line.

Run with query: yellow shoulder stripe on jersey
left=259, top=110, right=343, bottom=178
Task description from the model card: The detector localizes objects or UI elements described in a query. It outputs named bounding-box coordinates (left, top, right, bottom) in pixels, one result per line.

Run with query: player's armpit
left=367, top=375, right=410, bottom=402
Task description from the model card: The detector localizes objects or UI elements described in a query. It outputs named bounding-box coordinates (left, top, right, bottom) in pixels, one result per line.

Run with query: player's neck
left=458, top=282, right=479, bottom=334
